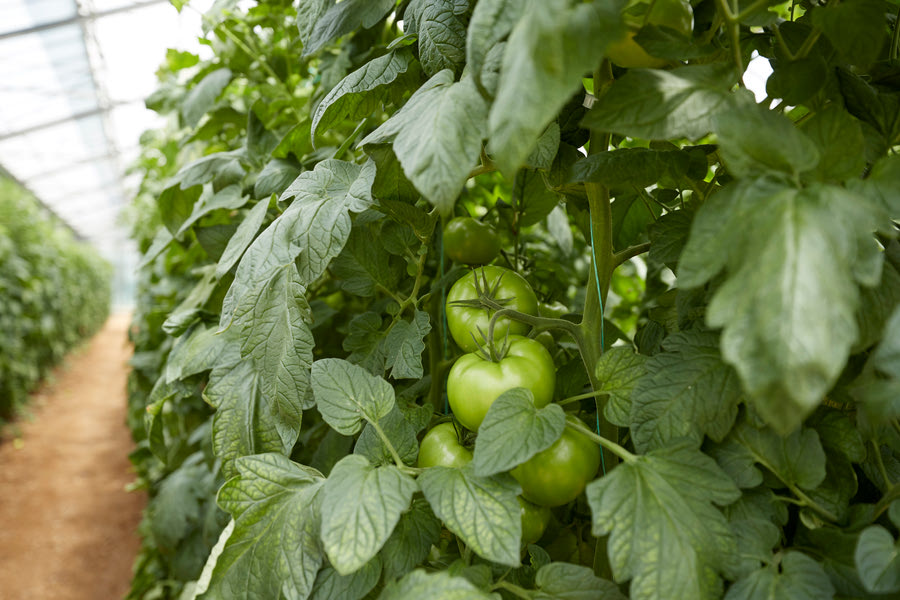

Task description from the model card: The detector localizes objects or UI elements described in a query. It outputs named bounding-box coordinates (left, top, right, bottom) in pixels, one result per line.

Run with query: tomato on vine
left=519, top=497, right=552, bottom=545
left=443, top=216, right=501, bottom=265
left=446, top=265, right=539, bottom=353
left=446, top=335, right=556, bottom=431
left=417, top=422, right=472, bottom=469
left=511, top=418, right=601, bottom=507
left=606, top=0, right=694, bottom=68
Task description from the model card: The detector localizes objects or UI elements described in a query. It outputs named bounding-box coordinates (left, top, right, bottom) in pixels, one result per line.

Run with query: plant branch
left=613, top=243, right=651, bottom=268
left=370, top=418, right=413, bottom=473
left=567, top=421, right=636, bottom=463
left=788, top=483, right=839, bottom=523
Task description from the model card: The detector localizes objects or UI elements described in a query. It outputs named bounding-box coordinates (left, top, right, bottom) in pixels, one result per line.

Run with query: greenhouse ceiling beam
left=0, top=0, right=170, bottom=42
left=0, top=103, right=131, bottom=142
left=0, top=162, right=84, bottom=241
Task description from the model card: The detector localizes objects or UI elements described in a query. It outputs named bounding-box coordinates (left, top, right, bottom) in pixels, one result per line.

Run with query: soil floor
left=0, top=313, right=145, bottom=600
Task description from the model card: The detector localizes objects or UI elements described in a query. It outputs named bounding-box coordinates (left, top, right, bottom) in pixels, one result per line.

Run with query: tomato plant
left=519, top=497, right=552, bottom=545
left=446, top=265, right=540, bottom=352
left=446, top=335, right=556, bottom=431
left=442, top=216, right=501, bottom=265
left=125, top=1, right=900, bottom=599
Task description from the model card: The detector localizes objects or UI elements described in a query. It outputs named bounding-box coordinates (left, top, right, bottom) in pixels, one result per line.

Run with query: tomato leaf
left=361, top=70, right=488, bottom=215
left=594, top=346, right=647, bottom=427
left=472, top=387, right=566, bottom=477
left=309, top=558, right=382, bottom=600
left=354, top=405, right=420, bottom=467
left=205, top=454, right=326, bottom=600
left=569, top=147, right=692, bottom=189
left=582, top=64, right=735, bottom=141
left=679, top=179, right=886, bottom=433
left=320, top=455, right=417, bottom=575
left=855, top=524, right=900, bottom=593
left=254, top=158, right=303, bottom=199
left=418, top=465, right=522, bottom=566
left=311, top=358, right=395, bottom=436
left=800, top=105, right=865, bottom=183
left=181, top=67, right=232, bottom=127
left=631, top=331, right=743, bottom=452
left=812, top=0, right=887, bottom=67
left=731, top=421, right=827, bottom=491
left=405, top=0, right=468, bottom=77
left=466, top=0, right=527, bottom=82
left=586, top=442, right=740, bottom=600
left=379, top=498, right=443, bottom=580
left=176, top=184, right=247, bottom=238
left=383, top=310, right=432, bottom=380
left=311, top=49, right=417, bottom=142
left=301, top=0, right=395, bottom=57
left=379, top=569, right=495, bottom=599
left=724, top=551, right=835, bottom=600
left=488, top=0, right=625, bottom=176
left=534, top=562, right=626, bottom=600
left=215, top=198, right=269, bottom=278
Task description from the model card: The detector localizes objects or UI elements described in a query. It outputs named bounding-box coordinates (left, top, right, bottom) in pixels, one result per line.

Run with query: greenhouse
left=1, top=1, right=898, bottom=599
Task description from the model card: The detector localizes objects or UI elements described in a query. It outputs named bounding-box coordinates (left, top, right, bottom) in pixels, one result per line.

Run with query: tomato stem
left=566, top=421, right=636, bottom=463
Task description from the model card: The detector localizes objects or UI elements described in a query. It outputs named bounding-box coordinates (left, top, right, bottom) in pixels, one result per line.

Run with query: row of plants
left=0, top=176, right=112, bottom=422
left=125, top=0, right=900, bottom=599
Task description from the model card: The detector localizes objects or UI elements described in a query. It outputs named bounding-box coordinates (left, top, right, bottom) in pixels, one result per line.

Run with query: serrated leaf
left=851, top=155, right=900, bottom=216
left=708, top=437, right=763, bottom=489
left=165, top=324, right=224, bottom=383
left=206, top=361, right=289, bottom=480
left=384, top=310, right=431, bottom=379
left=648, top=209, right=693, bottom=270
left=631, top=331, right=743, bottom=452
left=297, top=0, right=330, bottom=48
left=361, top=70, right=488, bottom=214
left=418, top=465, right=522, bottom=566
left=310, top=558, right=382, bottom=600
left=215, top=197, right=269, bottom=278
left=149, top=461, right=208, bottom=551
left=724, top=551, right=835, bottom=600
left=231, top=263, right=312, bottom=435
left=380, top=498, right=442, bottom=580
left=582, top=64, right=735, bottom=141
left=732, top=422, right=826, bottom=490
left=534, top=562, right=627, bottom=600
left=679, top=178, right=885, bottom=433
left=594, top=346, right=647, bottom=427
left=526, top=123, right=560, bottom=170
left=312, top=49, right=416, bottom=141
left=182, top=68, right=232, bottom=127
left=221, top=159, right=373, bottom=327
left=729, top=518, right=781, bottom=578
left=311, top=358, right=395, bottom=435
left=586, top=442, right=740, bottom=600
left=302, top=0, right=395, bottom=57
left=254, top=158, right=303, bottom=198
left=354, top=404, right=420, bottom=466
left=406, top=0, right=468, bottom=77
left=472, top=388, right=566, bottom=477
left=331, top=224, right=405, bottom=298
left=466, top=0, right=527, bottom=80
left=320, top=455, right=417, bottom=575
left=379, top=569, right=495, bottom=599
left=343, top=312, right=389, bottom=375
left=569, top=148, right=692, bottom=189
left=205, top=454, right=325, bottom=600
left=489, top=0, right=625, bottom=175
left=713, top=93, right=819, bottom=178
left=176, top=184, right=247, bottom=238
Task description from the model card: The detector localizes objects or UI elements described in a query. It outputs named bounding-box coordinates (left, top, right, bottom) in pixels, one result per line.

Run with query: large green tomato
left=447, top=335, right=556, bottom=431
left=443, top=217, right=501, bottom=265
left=446, top=265, right=539, bottom=353
left=606, top=0, right=694, bottom=68
left=519, top=497, right=552, bottom=545
left=511, top=420, right=601, bottom=507
left=417, top=422, right=472, bottom=468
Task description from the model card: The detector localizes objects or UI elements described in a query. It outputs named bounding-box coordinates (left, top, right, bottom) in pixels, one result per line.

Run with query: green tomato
left=511, top=419, right=601, bottom=507
left=519, top=497, right=552, bottom=545
left=606, top=0, right=694, bottom=68
left=447, top=335, right=556, bottom=431
left=446, top=265, right=539, bottom=353
left=443, top=217, right=501, bottom=265
left=417, top=422, right=472, bottom=468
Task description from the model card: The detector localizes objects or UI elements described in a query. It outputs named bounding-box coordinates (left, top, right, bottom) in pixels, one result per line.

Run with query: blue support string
left=589, top=211, right=607, bottom=476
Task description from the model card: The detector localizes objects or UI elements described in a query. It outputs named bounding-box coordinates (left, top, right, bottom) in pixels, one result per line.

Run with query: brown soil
left=0, top=313, right=145, bottom=600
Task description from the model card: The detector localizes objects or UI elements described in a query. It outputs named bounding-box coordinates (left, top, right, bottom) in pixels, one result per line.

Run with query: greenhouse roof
left=0, top=0, right=211, bottom=303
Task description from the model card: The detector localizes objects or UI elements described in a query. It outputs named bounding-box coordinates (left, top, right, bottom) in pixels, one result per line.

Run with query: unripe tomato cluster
left=419, top=230, right=602, bottom=544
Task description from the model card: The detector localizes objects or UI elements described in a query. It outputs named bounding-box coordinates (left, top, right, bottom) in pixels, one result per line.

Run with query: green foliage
left=125, top=1, right=900, bottom=598
left=0, top=177, right=111, bottom=420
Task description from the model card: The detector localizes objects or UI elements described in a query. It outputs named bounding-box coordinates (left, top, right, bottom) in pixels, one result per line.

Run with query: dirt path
left=0, top=313, right=145, bottom=600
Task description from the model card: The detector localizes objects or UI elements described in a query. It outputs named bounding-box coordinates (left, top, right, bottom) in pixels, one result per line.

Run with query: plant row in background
left=0, top=176, right=112, bottom=422
left=124, top=0, right=900, bottom=599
